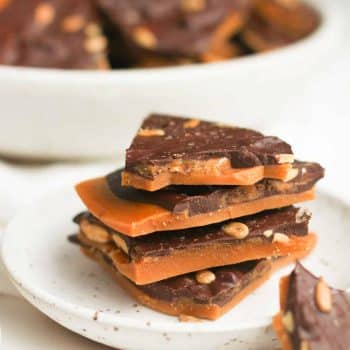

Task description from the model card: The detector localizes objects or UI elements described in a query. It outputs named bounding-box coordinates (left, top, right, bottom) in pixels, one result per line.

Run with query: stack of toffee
left=72, top=114, right=324, bottom=320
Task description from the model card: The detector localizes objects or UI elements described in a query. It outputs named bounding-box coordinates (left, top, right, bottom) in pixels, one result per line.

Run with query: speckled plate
left=2, top=187, right=350, bottom=350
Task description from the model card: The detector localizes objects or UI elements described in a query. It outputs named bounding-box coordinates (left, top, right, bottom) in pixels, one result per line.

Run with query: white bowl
left=1, top=187, right=350, bottom=350
left=0, top=0, right=343, bottom=160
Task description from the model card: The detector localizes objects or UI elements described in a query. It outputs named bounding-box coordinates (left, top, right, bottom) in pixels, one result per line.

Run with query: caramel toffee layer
left=75, top=206, right=310, bottom=260
left=97, top=0, right=251, bottom=58
left=124, top=114, right=294, bottom=179
left=274, top=263, right=350, bottom=350
left=108, top=161, right=323, bottom=217
left=0, top=0, right=108, bottom=69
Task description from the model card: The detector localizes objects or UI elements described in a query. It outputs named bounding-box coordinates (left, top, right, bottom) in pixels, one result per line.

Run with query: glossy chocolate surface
left=125, top=114, right=293, bottom=178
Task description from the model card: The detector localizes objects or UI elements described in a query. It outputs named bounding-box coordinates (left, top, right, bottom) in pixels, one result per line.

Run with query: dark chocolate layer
left=139, top=259, right=270, bottom=306
left=75, top=206, right=311, bottom=261
left=286, top=263, right=350, bottom=350
left=0, top=0, right=107, bottom=69
left=125, top=114, right=294, bottom=178
left=97, top=0, right=250, bottom=57
left=108, top=161, right=323, bottom=216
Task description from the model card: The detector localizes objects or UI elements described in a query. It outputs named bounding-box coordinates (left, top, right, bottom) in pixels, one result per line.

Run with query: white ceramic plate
left=0, top=0, right=344, bottom=160
left=2, top=187, right=350, bottom=350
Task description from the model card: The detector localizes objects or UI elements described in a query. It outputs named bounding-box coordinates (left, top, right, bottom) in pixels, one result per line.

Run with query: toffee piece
left=73, top=206, right=317, bottom=284
left=122, top=114, right=296, bottom=191
left=80, top=244, right=304, bottom=320
left=0, top=0, right=109, bottom=69
left=241, top=0, right=320, bottom=53
left=97, top=0, right=251, bottom=60
left=76, top=161, right=323, bottom=236
left=255, top=0, right=320, bottom=41
left=241, top=13, right=296, bottom=52
left=273, top=263, right=350, bottom=350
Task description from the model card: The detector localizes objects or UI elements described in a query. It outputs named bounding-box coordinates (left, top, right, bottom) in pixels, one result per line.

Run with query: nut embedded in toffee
left=222, top=221, right=249, bottom=239
left=181, top=0, right=206, bottom=13
left=272, top=232, right=290, bottom=244
left=35, top=2, right=56, bottom=26
left=273, top=263, right=350, bottom=350
left=315, top=278, right=332, bottom=313
left=61, top=14, right=86, bottom=33
left=183, top=119, right=200, bottom=129
left=132, top=27, right=158, bottom=49
left=281, top=310, right=294, bottom=333
left=195, top=270, right=216, bottom=284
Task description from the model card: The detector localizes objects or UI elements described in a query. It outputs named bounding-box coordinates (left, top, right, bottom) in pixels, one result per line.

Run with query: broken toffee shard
left=73, top=206, right=317, bottom=284
left=241, top=0, right=320, bottom=53
left=273, top=263, right=350, bottom=350
left=76, top=161, right=323, bottom=236
left=0, top=0, right=109, bottom=69
left=121, top=114, right=297, bottom=191
left=97, top=0, right=251, bottom=60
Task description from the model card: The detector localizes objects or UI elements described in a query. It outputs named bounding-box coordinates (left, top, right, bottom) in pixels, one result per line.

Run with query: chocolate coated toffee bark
left=241, top=0, right=320, bottom=52
left=0, top=0, right=108, bottom=69
left=76, top=161, right=324, bottom=236
left=122, top=114, right=297, bottom=191
left=241, top=13, right=296, bottom=52
left=74, top=206, right=317, bottom=284
left=76, top=246, right=307, bottom=320
left=273, top=263, right=350, bottom=350
left=97, top=0, right=251, bottom=61
left=255, top=0, right=320, bottom=41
